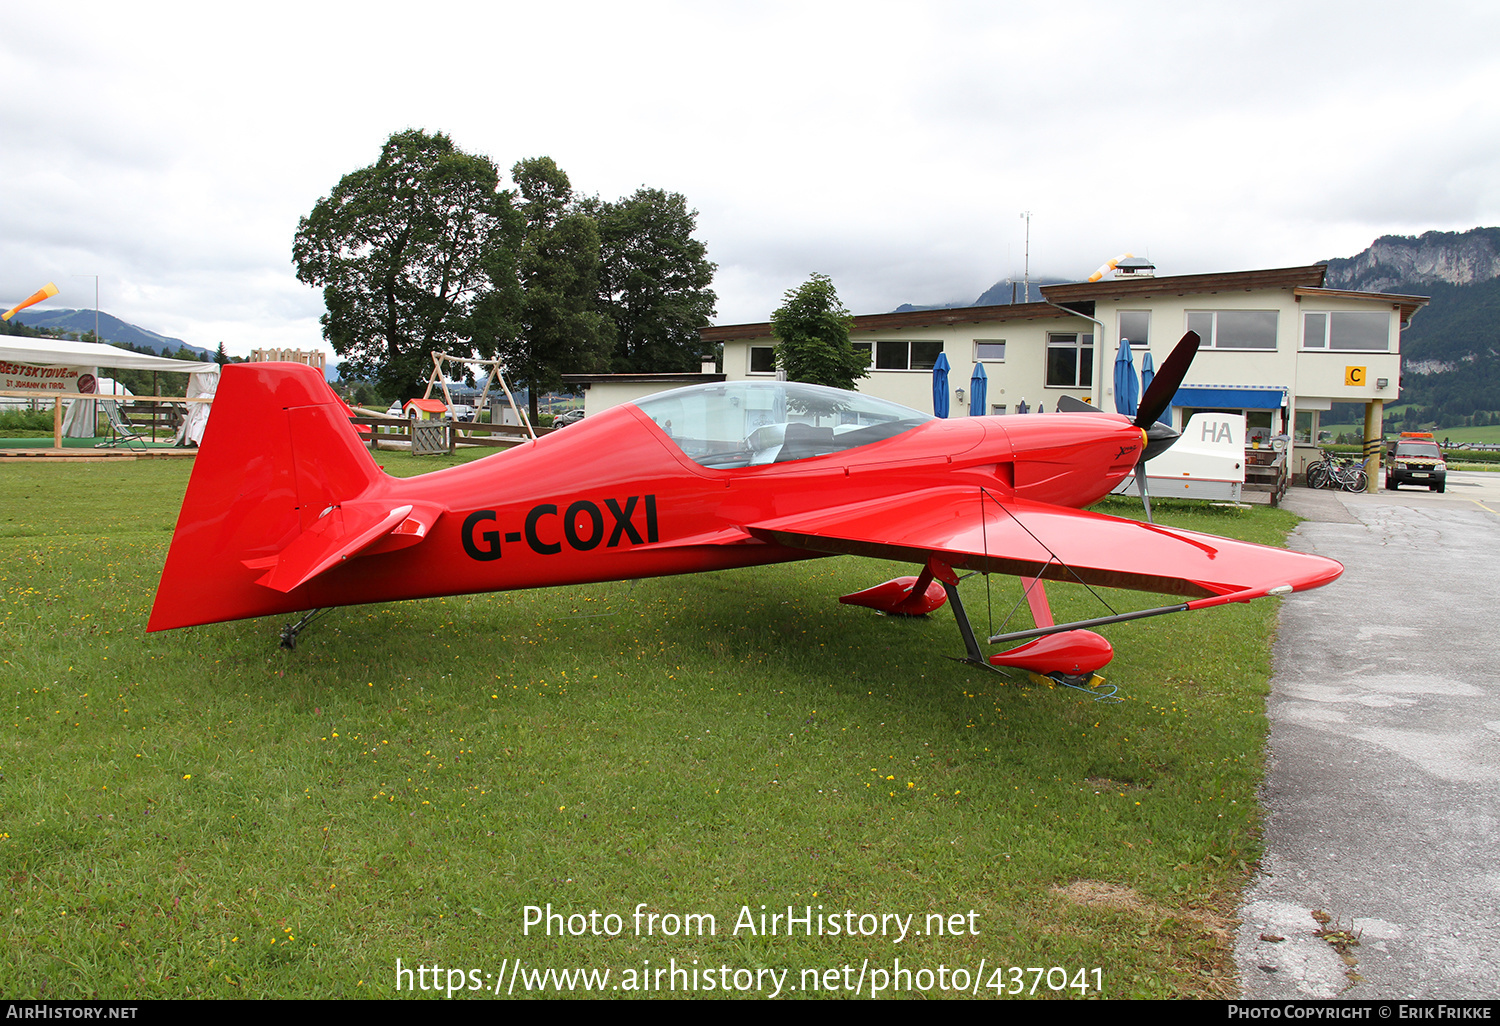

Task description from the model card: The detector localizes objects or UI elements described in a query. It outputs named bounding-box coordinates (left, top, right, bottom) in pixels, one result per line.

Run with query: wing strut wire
left=974, top=488, right=1198, bottom=647
left=978, top=487, right=1120, bottom=619
left=994, top=558, right=1067, bottom=635
left=960, top=490, right=1126, bottom=701
left=982, top=487, right=1053, bottom=636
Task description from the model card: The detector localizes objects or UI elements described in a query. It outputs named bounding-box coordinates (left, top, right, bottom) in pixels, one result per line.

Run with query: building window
left=1303, top=311, right=1389, bottom=352
left=873, top=340, right=944, bottom=370
left=1294, top=409, right=1317, bottom=444
left=1046, top=333, right=1094, bottom=387
left=1186, top=310, right=1278, bottom=350
left=1118, top=311, right=1150, bottom=348
left=853, top=342, right=873, bottom=366
left=1303, top=313, right=1325, bottom=349
left=990, top=404, right=1007, bottom=416
left=749, top=346, right=776, bottom=374
left=974, top=340, right=1006, bottom=362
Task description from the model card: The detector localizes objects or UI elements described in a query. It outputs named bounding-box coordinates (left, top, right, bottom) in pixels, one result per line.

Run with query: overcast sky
left=3, top=0, right=1498, bottom=357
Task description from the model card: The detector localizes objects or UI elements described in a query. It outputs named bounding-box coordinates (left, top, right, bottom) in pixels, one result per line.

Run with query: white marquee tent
left=0, top=336, right=218, bottom=444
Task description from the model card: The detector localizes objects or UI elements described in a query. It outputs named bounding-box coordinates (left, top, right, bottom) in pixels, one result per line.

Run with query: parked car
left=553, top=408, right=586, bottom=428
left=384, top=402, right=403, bottom=417
left=449, top=404, right=476, bottom=422
left=1386, top=434, right=1447, bottom=493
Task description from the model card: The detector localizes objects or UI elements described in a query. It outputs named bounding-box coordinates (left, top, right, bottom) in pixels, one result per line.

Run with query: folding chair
left=95, top=399, right=149, bottom=451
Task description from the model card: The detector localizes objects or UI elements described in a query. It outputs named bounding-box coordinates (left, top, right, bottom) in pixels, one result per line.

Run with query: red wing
left=747, top=486, right=1341, bottom=601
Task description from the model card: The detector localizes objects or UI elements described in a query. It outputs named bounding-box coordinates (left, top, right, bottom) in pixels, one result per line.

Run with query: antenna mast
left=1019, top=211, right=1032, bottom=303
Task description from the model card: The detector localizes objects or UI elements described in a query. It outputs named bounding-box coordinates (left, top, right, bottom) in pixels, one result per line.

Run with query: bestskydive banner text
left=0, top=363, right=93, bottom=393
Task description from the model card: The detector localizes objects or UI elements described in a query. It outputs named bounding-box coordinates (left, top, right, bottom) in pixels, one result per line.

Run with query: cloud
left=2, top=0, right=1498, bottom=353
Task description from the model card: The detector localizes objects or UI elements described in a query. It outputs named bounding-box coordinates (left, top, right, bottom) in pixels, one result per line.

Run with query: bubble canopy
left=633, top=381, right=934, bottom=469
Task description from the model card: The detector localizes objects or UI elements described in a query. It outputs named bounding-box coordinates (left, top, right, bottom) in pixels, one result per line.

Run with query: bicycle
left=1305, top=451, right=1367, bottom=492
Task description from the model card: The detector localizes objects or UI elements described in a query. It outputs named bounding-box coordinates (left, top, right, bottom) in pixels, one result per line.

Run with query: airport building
left=700, top=263, right=1428, bottom=476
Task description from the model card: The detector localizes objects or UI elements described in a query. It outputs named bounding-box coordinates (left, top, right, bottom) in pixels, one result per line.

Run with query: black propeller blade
left=1130, top=330, right=1200, bottom=523
left=1135, top=460, right=1154, bottom=523
left=1054, top=329, right=1198, bottom=433
left=1051, top=331, right=1202, bottom=523
left=1134, top=330, right=1199, bottom=430
left=1054, top=394, right=1099, bottom=414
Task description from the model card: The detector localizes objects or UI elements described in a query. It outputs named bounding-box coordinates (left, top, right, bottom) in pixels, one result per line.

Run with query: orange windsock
left=2, top=281, right=60, bottom=321
left=1086, top=254, right=1132, bottom=284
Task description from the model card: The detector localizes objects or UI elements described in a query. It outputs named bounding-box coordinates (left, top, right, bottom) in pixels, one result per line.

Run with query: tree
left=499, top=157, right=612, bottom=422
left=587, top=188, right=717, bottom=373
left=291, top=130, right=522, bottom=400
left=215, top=342, right=228, bottom=366
left=769, top=273, right=867, bottom=390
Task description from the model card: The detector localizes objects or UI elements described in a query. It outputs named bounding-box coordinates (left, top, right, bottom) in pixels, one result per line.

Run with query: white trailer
left=1112, top=413, right=1246, bottom=502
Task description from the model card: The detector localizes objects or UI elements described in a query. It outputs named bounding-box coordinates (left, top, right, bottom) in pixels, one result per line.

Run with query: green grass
left=0, top=459, right=1297, bottom=999
left=1352, top=403, right=1500, bottom=443
left=1423, top=424, right=1500, bottom=445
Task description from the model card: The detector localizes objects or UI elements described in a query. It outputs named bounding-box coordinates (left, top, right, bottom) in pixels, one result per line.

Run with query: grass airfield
left=0, top=451, right=1297, bottom=999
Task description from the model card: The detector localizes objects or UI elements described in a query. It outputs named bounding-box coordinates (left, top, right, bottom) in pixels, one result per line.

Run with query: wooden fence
left=349, top=416, right=553, bottom=454
left=0, top=390, right=210, bottom=449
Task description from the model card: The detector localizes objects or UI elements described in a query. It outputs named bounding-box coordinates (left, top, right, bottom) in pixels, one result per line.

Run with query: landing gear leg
left=279, top=609, right=325, bottom=651
left=940, top=580, right=1009, bottom=676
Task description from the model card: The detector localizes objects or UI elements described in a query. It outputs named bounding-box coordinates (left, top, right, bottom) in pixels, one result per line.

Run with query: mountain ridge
left=1317, top=228, right=1500, bottom=426
left=895, top=277, right=1071, bottom=312
left=1, top=308, right=210, bottom=359
left=1322, top=228, right=1500, bottom=293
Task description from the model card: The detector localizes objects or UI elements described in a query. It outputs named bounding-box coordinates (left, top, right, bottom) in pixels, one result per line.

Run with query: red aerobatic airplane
left=149, top=332, right=1341, bottom=684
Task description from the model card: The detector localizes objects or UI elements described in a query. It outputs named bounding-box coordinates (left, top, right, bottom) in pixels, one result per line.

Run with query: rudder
left=148, top=362, right=383, bottom=631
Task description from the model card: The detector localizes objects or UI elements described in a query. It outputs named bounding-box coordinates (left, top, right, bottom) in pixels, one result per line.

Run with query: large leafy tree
left=292, top=130, right=522, bottom=400
left=499, top=157, right=613, bottom=422
left=587, top=188, right=717, bottom=372
left=770, top=273, right=867, bottom=390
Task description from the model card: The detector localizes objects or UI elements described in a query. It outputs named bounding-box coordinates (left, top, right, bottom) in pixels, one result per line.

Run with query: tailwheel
left=278, top=608, right=328, bottom=650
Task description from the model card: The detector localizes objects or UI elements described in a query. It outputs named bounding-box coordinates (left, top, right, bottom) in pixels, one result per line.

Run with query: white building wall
left=725, top=315, right=1098, bottom=416
left=581, top=379, right=691, bottom=415
left=1291, top=298, right=1403, bottom=403
left=1093, top=293, right=1401, bottom=410
left=716, top=273, right=1414, bottom=459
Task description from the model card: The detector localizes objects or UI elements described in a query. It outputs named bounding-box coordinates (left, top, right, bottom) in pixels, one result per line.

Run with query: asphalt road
left=1235, top=471, right=1500, bottom=999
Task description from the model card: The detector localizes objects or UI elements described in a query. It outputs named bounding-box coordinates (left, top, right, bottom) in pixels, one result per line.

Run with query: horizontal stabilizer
left=251, top=501, right=441, bottom=593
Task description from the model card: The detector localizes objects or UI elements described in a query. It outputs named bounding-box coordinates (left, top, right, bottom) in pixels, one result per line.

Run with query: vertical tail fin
left=148, top=363, right=384, bottom=631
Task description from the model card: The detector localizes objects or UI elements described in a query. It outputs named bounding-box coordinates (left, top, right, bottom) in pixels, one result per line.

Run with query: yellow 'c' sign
left=1345, top=366, right=1366, bottom=386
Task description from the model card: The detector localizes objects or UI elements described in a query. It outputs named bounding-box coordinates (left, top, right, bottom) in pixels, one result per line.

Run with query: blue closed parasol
left=932, top=352, right=950, bottom=418
left=1114, top=339, right=1139, bottom=417
left=969, top=362, right=987, bottom=417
